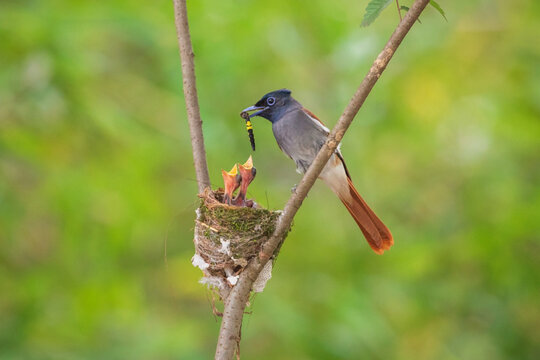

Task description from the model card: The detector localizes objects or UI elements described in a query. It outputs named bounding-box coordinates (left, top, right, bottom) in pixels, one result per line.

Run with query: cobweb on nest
left=191, top=189, right=283, bottom=301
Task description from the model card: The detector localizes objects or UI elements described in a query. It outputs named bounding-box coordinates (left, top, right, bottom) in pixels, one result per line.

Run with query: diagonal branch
left=173, top=0, right=211, bottom=193
left=215, top=0, right=430, bottom=358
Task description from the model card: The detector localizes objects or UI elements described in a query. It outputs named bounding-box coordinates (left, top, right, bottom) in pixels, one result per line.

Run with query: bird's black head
left=242, top=89, right=299, bottom=123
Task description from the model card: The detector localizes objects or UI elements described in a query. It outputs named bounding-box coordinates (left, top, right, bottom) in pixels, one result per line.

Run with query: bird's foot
left=291, top=184, right=297, bottom=194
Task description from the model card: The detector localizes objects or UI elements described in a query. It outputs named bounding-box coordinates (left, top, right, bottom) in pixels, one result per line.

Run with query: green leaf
left=361, top=0, right=393, bottom=27
left=429, top=0, right=447, bottom=21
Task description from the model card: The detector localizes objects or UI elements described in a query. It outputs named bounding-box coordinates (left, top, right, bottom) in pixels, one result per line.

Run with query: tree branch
left=173, top=0, right=211, bottom=192
left=215, top=0, right=430, bottom=358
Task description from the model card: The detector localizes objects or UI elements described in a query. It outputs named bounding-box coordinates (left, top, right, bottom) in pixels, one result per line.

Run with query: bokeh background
left=1, top=0, right=539, bottom=359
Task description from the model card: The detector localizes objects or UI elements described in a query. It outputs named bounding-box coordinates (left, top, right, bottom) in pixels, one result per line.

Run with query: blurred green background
left=1, top=0, right=539, bottom=359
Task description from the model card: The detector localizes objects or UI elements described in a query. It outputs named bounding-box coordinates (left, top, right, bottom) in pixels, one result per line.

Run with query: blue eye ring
left=267, top=97, right=275, bottom=106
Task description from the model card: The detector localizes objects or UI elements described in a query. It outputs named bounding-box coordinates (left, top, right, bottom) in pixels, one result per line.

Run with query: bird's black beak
left=241, top=105, right=268, bottom=118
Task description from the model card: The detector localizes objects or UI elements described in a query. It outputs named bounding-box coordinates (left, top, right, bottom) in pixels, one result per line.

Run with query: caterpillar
left=240, top=111, right=255, bottom=151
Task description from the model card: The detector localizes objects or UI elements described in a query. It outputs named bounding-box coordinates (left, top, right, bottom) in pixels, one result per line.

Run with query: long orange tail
left=322, top=159, right=393, bottom=254
left=341, top=177, right=393, bottom=254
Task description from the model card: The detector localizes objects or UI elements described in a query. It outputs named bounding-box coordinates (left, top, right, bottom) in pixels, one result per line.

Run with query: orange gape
left=221, top=164, right=240, bottom=205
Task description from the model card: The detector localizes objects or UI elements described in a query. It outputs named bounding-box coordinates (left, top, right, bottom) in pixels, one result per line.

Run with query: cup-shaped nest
left=193, top=189, right=284, bottom=300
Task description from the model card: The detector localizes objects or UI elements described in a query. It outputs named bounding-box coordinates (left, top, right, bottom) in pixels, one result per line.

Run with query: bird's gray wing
left=272, top=108, right=332, bottom=173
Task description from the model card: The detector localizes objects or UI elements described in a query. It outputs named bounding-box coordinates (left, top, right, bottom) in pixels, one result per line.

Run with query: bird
left=241, top=89, right=393, bottom=254
left=234, top=156, right=257, bottom=207
left=221, top=164, right=241, bottom=205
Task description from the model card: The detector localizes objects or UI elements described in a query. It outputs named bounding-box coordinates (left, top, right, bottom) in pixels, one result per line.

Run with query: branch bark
left=215, top=0, right=430, bottom=358
left=173, top=0, right=211, bottom=192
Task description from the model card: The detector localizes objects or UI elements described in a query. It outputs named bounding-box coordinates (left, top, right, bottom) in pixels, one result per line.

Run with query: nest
left=192, top=189, right=284, bottom=300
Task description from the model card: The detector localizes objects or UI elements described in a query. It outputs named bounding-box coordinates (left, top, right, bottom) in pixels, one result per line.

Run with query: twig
left=172, top=0, right=211, bottom=192
left=214, top=0, right=431, bottom=358
left=396, top=0, right=403, bottom=22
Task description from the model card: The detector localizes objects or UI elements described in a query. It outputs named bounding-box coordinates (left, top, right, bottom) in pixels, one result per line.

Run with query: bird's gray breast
left=272, top=109, right=328, bottom=173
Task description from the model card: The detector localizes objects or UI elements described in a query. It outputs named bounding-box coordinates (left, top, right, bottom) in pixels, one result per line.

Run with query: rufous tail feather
left=324, top=170, right=393, bottom=254
left=343, top=177, right=393, bottom=254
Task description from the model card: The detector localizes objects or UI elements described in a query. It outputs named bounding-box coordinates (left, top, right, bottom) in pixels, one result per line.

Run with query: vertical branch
left=215, top=0, right=431, bottom=358
left=173, top=0, right=211, bottom=192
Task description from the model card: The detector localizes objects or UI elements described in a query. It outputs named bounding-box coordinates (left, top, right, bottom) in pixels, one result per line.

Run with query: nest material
left=193, top=189, right=283, bottom=300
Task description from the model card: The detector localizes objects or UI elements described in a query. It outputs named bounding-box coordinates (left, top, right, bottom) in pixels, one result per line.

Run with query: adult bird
left=242, top=89, right=393, bottom=254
